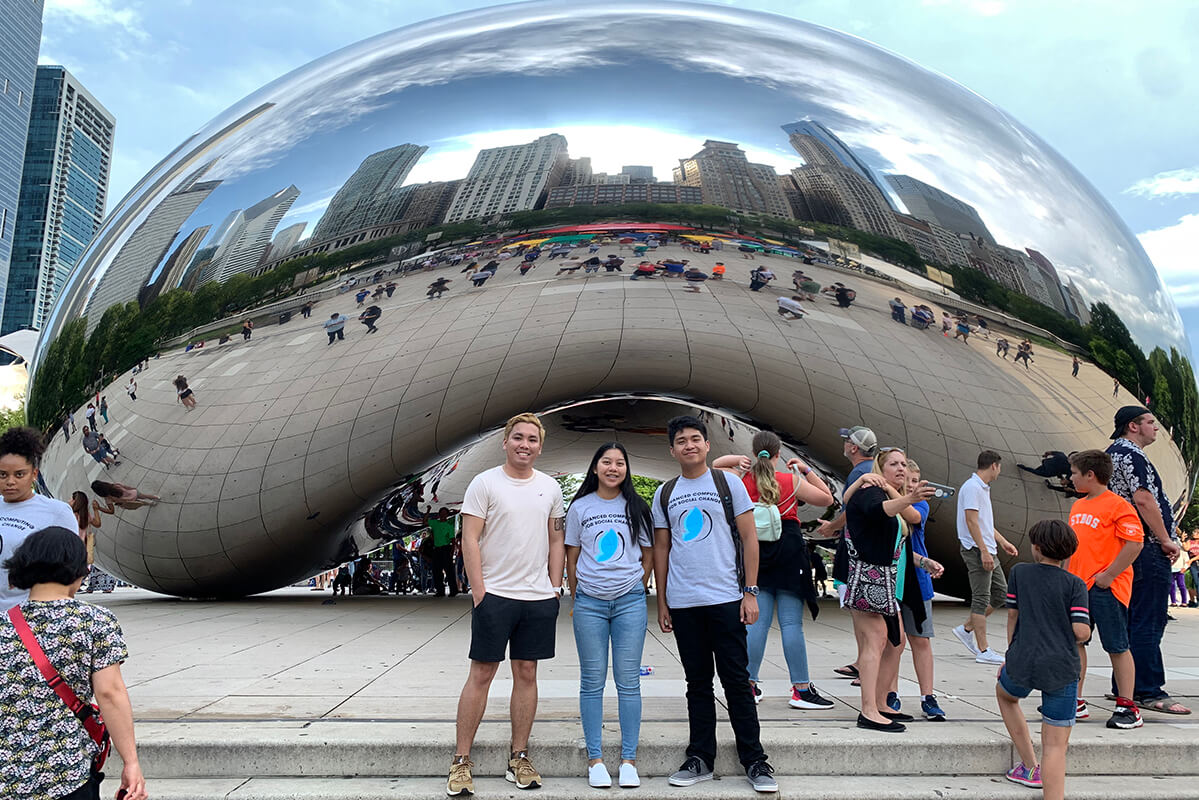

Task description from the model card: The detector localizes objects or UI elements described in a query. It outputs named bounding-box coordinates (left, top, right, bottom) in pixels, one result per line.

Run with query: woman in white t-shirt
left=566, top=443, right=654, bottom=789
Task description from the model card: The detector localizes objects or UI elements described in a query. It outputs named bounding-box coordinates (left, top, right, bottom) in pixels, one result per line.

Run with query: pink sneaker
left=1005, top=761, right=1042, bottom=788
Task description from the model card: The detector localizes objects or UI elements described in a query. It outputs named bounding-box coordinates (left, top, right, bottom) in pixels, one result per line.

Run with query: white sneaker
left=952, top=624, right=981, bottom=656
left=588, top=762, right=612, bottom=788
left=975, top=648, right=1005, bottom=665
left=618, top=762, right=640, bottom=788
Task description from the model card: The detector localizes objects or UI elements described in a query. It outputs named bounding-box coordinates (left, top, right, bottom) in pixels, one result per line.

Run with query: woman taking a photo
left=0, top=527, right=147, bottom=800
left=843, top=448, right=935, bottom=732
left=566, top=442, right=654, bottom=789
left=713, top=431, right=835, bottom=709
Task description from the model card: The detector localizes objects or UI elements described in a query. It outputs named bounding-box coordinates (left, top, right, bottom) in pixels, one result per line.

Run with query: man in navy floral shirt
left=1105, top=406, right=1190, bottom=715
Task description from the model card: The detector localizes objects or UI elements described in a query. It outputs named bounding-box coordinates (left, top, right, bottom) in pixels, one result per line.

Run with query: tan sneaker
left=506, top=750, right=542, bottom=790
left=447, top=756, right=474, bottom=796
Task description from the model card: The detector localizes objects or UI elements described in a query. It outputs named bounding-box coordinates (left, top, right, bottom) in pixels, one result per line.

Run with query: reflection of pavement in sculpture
left=39, top=243, right=1188, bottom=597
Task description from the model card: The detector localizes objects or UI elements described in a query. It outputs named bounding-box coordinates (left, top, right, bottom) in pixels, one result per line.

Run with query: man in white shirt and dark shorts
left=447, top=413, right=566, bottom=796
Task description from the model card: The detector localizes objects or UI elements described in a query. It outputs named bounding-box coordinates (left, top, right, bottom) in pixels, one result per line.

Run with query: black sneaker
left=1107, top=705, right=1144, bottom=729
left=668, top=756, right=713, bottom=787
left=746, top=760, right=778, bottom=793
left=789, top=684, right=835, bottom=709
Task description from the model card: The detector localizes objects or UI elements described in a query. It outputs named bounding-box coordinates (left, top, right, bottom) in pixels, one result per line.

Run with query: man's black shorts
left=469, top=593, right=559, bottom=662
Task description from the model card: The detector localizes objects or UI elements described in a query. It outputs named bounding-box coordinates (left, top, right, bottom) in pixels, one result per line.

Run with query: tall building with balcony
left=886, top=174, right=995, bottom=245
left=545, top=182, right=702, bottom=208
left=0, top=0, right=45, bottom=316
left=3, top=66, right=114, bottom=333
left=311, top=143, right=426, bottom=240
left=444, top=134, right=569, bottom=223
left=672, top=140, right=791, bottom=218
left=782, top=120, right=894, bottom=208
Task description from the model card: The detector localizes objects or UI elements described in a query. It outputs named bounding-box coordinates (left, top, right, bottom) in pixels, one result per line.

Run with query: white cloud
left=1125, top=167, right=1199, bottom=198
left=1138, top=213, right=1199, bottom=308
left=44, top=0, right=147, bottom=40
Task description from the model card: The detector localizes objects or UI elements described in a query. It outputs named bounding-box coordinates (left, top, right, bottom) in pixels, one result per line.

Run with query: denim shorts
left=1085, top=585, right=1130, bottom=654
left=997, top=666, right=1076, bottom=728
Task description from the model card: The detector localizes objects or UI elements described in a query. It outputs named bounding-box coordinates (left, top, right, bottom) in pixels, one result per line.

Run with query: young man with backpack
left=652, top=415, right=777, bottom=793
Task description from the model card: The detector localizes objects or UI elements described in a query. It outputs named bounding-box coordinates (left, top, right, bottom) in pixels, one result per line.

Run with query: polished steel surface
left=30, top=1, right=1191, bottom=597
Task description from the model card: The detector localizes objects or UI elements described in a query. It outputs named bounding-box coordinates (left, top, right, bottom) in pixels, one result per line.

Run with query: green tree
left=631, top=474, right=663, bottom=508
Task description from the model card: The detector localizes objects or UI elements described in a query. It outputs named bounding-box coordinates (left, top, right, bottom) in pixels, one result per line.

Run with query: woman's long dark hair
left=572, top=442, right=653, bottom=545
left=90, top=480, right=120, bottom=498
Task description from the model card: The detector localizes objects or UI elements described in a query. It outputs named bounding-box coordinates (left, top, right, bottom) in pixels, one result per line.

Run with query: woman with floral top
left=0, top=527, right=147, bottom=800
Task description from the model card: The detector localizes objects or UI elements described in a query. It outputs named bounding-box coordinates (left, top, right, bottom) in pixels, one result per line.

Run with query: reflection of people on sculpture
left=1018, top=451, right=1077, bottom=495
left=332, top=564, right=351, bottom=597
left=629, top=261, right=657, bottom=280
left=352, top=555, right=385, bottom=595
left=359, top=305, right=382, bottom=334
left=953, top=315, right=971, bottom=343
left=911, top=305, right=934, bottom=329
left=428, top=277, right=452, bottom=297
left=554, top=257, right=584, bottom=275
left=471, top=264, right=497, bottom=286
left=92, top=480, right=160, bottom=512
left=710, top=262, right=726, bottom=280
left=242, top=320, right=253, bottom=340
left=748, top=266, right=774, bottom=291
left=603, top=255, right=624, bottom=272
left=823, top=283, right=855, bottom=307
left=173, top=375, right=197, bottom=409
left=776, top=296, right=805, bottom=320
left=996, top=338, right=1011, bottom=359
left=888, top=297, right=907, bottom=324
left=81, top=426, right=118, bottom=469
left=1014, top=340, right=1034, bottom=369
left=682, top=267, right=708, bottom=293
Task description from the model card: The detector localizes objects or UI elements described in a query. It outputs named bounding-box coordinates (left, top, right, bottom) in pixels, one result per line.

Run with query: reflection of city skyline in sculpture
left=27, top=2, right=1192, bottom=599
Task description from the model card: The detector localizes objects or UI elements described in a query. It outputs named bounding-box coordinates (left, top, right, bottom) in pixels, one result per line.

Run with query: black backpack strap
left=710, top=469, right=746, bottom=589
left=658, top=477, right=678, bottom=530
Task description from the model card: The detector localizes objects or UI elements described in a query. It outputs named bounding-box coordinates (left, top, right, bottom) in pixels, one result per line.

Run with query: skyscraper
left=205, top=185, right=300, bottom=284
left=559, top=157, right=593, bottom=187
left=785, top=124, right=901, bottom=238
left=82, top=169, right=220, bottom=333
left=0, top=0, right=45, bottom=316
left=3, top=66, right=114, bottom=333
left=885, top=174, right=995, bottom=244
left=445, top=134, right=569, bottom=223
left=311, top=144, right=426, bottom=240
left=782, top=120, right=894, bottom=208
left=270, top=222, right=307, bottom=260
left=620, top=165, right=656, bottom=184
left=672, top=140, right=791, bottom=218
left=1024, top=248, right=1069, bottom=315
left=138, top=224, right=210, bottom=306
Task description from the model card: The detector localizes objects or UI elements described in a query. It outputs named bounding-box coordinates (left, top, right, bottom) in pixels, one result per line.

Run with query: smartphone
left=116, top=791, right=128, bottom=800
left=924, top=481, right=956, bottom=499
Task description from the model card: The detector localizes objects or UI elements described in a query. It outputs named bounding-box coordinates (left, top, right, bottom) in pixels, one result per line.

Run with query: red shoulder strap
left=8, top=606, right=98, bottom=727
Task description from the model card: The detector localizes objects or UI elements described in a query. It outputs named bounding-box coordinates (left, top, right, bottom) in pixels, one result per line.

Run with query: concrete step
left=119, top=720, right=1199, bottom=780
left=143, top=775, right=1199, bottom=800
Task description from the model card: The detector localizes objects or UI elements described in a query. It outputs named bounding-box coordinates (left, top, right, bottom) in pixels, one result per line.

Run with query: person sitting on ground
left=995, top=519, right=1089, bottom=800
left=91, top=480, right=160, bottom=513
left=555, top=257, right=585, bottom=275
left=911, top=306, right=934, bottom=329
left=0, top=527, right=149, bottom=800
left=581, top=256, right=603, bottom=274
left=777, top=296, right=806, bottom=320
left=603, top=255, right=624, bottom=272
left=711, top=262, right=726, bottom=280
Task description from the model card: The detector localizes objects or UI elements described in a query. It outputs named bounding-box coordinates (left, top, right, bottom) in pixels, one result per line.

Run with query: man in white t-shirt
left=447, top=413, right=565, bottom=797
left=952, top=450, right=1019, bottom=664
left=652, top=415, right=777, bottom=794
left=0, top=427, right=80, bottom=611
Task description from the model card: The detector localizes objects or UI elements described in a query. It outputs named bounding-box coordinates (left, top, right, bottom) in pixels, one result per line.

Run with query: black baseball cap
left=1110, top=405, right=1151, bottom=440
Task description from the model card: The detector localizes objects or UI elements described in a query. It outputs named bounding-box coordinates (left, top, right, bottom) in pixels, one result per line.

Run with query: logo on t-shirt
left=595, top=528, right=623, bottom=562
left=681, top=506, right=714, bottom=543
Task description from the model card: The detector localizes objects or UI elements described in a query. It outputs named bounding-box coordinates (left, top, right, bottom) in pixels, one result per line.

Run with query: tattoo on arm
left=553, top=518, right=565, bottom=531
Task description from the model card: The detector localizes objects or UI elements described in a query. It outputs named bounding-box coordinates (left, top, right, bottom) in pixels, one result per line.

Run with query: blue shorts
left=89, top=451, right=106, bottom=463
left=1085, top=586, right=1130, bottom=654
left=997, top=666, right=1076, bottom=728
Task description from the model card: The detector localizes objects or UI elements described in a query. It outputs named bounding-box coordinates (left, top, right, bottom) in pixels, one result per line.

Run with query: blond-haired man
left=447, top=413, right=566, bottom=795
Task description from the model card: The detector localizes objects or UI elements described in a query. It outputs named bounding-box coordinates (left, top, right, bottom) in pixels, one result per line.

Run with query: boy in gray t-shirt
left=652, top=416, right=776, bottom=793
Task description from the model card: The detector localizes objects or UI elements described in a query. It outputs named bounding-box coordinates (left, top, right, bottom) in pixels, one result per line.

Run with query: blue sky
left=39, top=0, right=1199, bottom=352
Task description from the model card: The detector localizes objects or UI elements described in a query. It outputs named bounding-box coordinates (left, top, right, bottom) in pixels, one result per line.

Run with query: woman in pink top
left=90, top=480, right=160, bottom=513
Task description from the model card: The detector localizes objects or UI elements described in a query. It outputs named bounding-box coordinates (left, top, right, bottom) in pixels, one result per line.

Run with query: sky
left=38, top=0, right=1199, bottom=353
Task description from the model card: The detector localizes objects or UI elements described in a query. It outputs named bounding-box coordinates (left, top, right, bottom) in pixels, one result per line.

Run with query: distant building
left=444, top=134, right=569, bottom=222
left=962, top=237, right=1025, bottom=294
left=591, top=172, right=631, bottom=185
left=672, top=140, right=791, bottom=218
left=83, top=168, right=220, bottom=333
left=559, top=157, right=593, bottom=187
left=789, top=164, right=901, bottom=239
left=886, top=174, right=995, bottom=245
left=3, top=66, right=114, bottom=333
left=312, top=144, right=426, bottom=240
left=782, top=120, right=894, bottom=208
left=620, top=165, right=656, bottom=184
left=545, top=182, right=703, bottom=208
left=201, top=185, right=299, bottom=284
left=138, top=224, right=210, bottom=306
left=893, top=213, right=969, bottom=268
left=1063, top=280, right=1092, bottom=325
left=397, top=180, right=461, bottom=229
left=1024, top=248, right=1069, bottom=315
left=270, top=222, right=307, bottom=261
left=0, top=1, right=46, bottom=324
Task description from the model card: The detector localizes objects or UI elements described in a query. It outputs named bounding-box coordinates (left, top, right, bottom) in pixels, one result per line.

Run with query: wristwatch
left=742, top=585, right=760, bottom=596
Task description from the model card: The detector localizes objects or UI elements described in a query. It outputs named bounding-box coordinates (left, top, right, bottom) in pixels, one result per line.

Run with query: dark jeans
left=327, top=328, right=344, bottom=343
left=431, top=545, right=456, bottom=595
left=670, top=601, right=766, bottom=769
left=1117, top=544, right=1170, bottom=700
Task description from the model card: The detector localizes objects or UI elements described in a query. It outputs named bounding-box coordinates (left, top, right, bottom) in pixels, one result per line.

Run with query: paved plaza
left=91, top=587, right=1199, bottom=797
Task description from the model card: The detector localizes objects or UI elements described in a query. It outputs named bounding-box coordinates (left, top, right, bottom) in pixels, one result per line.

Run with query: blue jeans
left=1121, top=544, right=1170, bottom=700
left=573, top=588, right=647, bottom=760
left=746, top=587, right=809, bottom=685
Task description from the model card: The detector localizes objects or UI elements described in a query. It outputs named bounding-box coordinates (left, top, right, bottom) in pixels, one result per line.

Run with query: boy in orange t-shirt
left=1066, top=450, right=1144, bottom=729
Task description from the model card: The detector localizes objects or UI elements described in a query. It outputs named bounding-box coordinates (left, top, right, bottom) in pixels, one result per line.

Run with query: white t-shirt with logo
left=461, top=465, right=565, bottom=601
left=0, top=494, right=81, bottom=610
left=956, top=472, right=996, bottom=553
left=651, top=469, right=754, bottom=609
